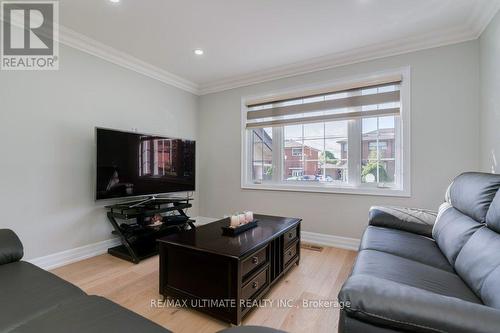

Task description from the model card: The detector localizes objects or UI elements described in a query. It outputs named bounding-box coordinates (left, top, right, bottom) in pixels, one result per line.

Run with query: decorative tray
left=221, top=219, right=258, bottom=236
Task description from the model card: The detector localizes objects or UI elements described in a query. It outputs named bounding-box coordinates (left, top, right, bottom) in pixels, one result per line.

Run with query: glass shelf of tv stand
left=106, top=197, right=193, bottom=220
left=105, top=196, right=195, bottom=264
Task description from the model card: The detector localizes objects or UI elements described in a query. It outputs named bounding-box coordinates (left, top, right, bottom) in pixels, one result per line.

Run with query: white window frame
left=240, top=67, right=411, bottom=197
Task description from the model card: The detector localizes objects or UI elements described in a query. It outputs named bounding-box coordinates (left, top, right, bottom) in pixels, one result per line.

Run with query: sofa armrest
left=369, top=206, right=436, bottom=237
left=0, top=229, right=23, bottom=265
left=339, top=275, right=500, bottom=333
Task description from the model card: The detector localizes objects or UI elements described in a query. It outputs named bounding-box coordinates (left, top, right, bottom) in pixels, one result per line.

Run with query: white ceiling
left=59, top=0, right=500, bottom=94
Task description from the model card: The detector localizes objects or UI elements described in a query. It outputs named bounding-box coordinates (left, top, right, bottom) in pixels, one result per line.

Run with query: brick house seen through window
left=252, top=127, right=395, bottom=183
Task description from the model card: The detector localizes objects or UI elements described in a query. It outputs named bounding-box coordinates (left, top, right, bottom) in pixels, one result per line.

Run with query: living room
left=1, top=1, right=500, bottom=332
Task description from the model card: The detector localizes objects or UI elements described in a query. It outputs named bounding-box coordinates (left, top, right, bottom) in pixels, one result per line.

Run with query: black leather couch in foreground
left=338, top=172, right=500, bottom=333
left=0, top=229, right=171, bottom=333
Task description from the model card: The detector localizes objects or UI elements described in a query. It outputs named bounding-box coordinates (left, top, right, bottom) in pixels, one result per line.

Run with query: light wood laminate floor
left=52, top=245, right=356, bottom=333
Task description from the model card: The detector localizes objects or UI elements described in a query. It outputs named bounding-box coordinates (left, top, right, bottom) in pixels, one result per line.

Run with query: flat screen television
left=95, top=128, right=195, bottom=200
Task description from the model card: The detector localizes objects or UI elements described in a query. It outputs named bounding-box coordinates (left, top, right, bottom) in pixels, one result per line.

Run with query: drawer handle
left=251, top=256, right=259, bottom=264
left=288, top=251, right=292, bottom=256
left=252, top=281, right=259, bottom=289
left=288, top=233, right=293, bottom=238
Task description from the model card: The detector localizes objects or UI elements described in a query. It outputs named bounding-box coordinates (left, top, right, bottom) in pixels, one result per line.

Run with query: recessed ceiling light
left=194, top=49, right=204, bottom=56
left=109, top=0, right=120, bottom=3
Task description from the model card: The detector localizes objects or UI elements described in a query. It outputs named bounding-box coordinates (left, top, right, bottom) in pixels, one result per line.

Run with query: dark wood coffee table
left=158, top=214, right=301, bottom=325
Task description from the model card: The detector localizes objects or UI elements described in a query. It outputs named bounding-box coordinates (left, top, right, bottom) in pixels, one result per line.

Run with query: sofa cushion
left=352, top=250, right=480, bottom=303
left=10, top=295, right=171, bottom=333
left=448, top=172, right=500, bottom=223
left=455, top=227, right=500, bottom=309
left=0, top=261, right=85, bottom=332
left=432, top=205, right=482, bottom=266
left=368, top=206, right=436, bottom=237
left=0, top=229, right=24, bottom=265
left=360, top=226, right=453, bottom=273
left=486, top=190, right=500, bottom=233
left=339, top=275, right=500, bottom=333
left=339, top=310, right=402, bottom=333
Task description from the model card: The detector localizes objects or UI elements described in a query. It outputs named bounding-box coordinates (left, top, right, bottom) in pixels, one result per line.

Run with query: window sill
left=241, top=182, right=410, bottom=197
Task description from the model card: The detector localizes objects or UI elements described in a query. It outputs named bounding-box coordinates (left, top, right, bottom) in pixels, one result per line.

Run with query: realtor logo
left=1, top=1, right=59, bottom=70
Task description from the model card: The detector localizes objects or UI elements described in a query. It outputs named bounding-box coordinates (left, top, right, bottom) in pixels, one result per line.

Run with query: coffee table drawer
left=241, top=246, right=267, bottom=278
left=284, top=227, right=298, bottom=248
left=241, top=266, right=268, bottom=300
left=283, top=240, right=298, bottom=267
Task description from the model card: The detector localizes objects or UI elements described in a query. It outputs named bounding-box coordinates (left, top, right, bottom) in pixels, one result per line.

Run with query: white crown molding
left=199, top=2, right=500, bottom=95
left=301, top=231, right=360, bottom=251
left=198, top=26, right=475, bottom=95
left=58, top=26, right=201, bottom=95
left=53, top=1, right=499, bottom=96
left=27, top=237, right=120, bottom=270
left=467, top=0, right=500, bottom=37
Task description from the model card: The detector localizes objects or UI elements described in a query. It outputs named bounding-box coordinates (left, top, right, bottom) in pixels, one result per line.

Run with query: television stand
left=105, top=197, right=194, bottom=264
left=127, top=195, right=171, bottom=208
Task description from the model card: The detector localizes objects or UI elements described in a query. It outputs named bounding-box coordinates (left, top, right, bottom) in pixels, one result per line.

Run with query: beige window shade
left=245, top=74, right=402, bottom=107
left=246, top=78, right=401, bottom=129
left=246, top=108, right=400, bottom=128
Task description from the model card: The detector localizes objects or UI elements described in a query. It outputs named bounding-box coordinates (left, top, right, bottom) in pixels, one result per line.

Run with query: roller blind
left=245, top=76, right=402, bottom=129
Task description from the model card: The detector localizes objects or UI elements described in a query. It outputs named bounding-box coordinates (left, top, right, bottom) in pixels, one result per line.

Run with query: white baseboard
left=26, top=219, right=359, bottom=271
left=27, top=238, right=121, bottom=271
left=26, top=217, right=213, bottom=271
left=192, top=216, right=219, bottom=226
left=301, top=231, right=360, bottom=251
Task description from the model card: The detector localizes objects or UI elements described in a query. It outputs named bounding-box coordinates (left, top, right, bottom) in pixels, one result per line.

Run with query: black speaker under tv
left=95, top=128, right=195, bottom=200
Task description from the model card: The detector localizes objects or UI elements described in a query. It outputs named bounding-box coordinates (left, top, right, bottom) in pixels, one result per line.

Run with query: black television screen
left=95, top=128, right=195, bottom=200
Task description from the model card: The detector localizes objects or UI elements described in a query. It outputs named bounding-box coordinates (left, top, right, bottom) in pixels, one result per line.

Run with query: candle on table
left=245, top=211, right=254, bottom=222
left=238, top=213, right=246, bottom=225
left=230, top=215, right=239, bottom=227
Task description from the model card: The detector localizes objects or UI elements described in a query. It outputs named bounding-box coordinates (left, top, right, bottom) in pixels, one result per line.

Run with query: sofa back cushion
left=432, top=205, right=482, bottom=266
left=455, top=227, right=500, bottom=308
left=449, top=172, right=500, bottom=223
left=0, top=229, right=23, bottom=265
left=486, top=190, right=500, bottom=233
left=433, top=172, right=500, bottom=307
left=433, top=172, right=500, bottom=267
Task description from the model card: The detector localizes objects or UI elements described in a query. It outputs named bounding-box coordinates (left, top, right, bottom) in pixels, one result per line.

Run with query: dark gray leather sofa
left=338, top=172, right=500, bottom=333
left=0, top=229, right=171, bottom=333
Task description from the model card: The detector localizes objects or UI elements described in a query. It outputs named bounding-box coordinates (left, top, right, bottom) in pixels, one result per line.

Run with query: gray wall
left=480, top=11, right=500, bottom=173
left=0, top=37, right=485, bottom=258
left=198, top=41, right=480, bottom=240
left=0, top=45, right=199, bottom=259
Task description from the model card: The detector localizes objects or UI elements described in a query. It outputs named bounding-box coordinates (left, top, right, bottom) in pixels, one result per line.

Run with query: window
left=283, top=121, right=348, bottom=183
left=139, top=138, right=177, bottom=177
left=139, top=139, right=152, bottom=176
left=155, top=139, right=175, bottom=176
left=242, top=69, right=410, bottom=196
left=362, top=117, right=396, bottom=185
left=251, top=128, right=273, bottom=182
left=369, top=141, right=387, bottom=151
left=291, top=148, right=303, bottom=156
